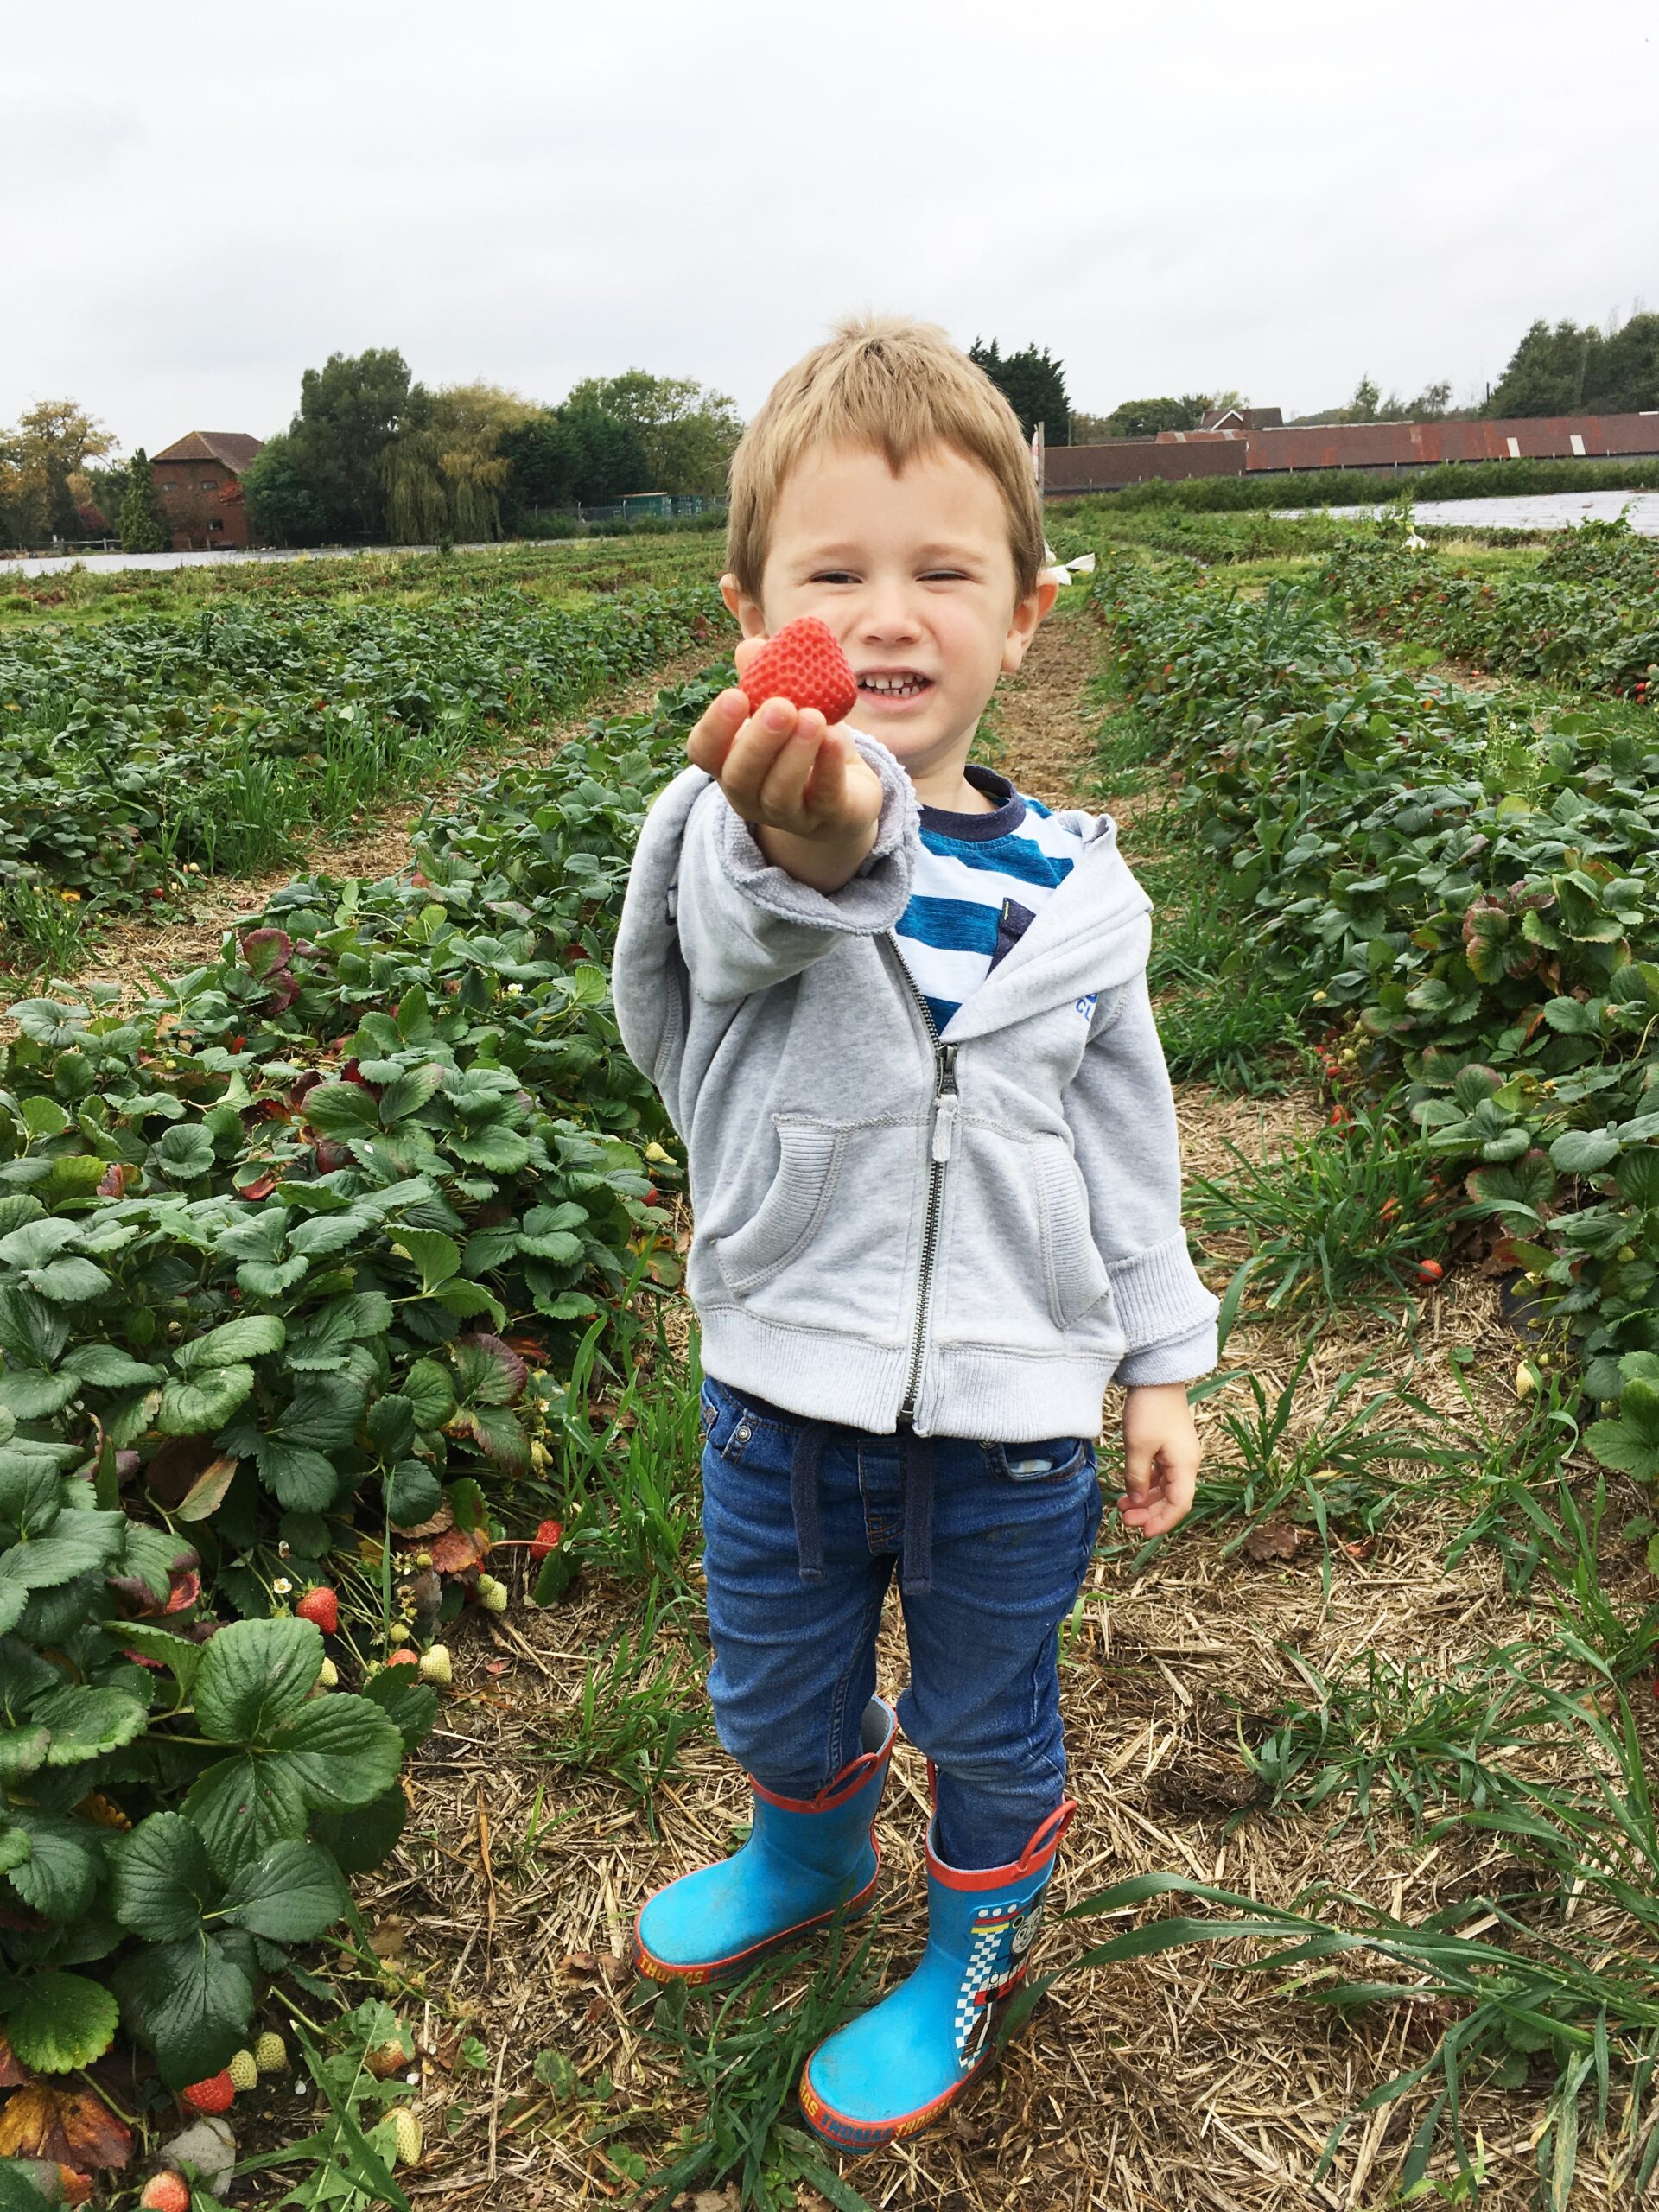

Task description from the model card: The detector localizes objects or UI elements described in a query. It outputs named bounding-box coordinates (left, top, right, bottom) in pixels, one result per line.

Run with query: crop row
left=0, top=531, right=723, bottom=620
left=0, top=666, right=717, bottom=2155
left=1319, top=516, right=1659, bottom=702
left=0, top=581, right=725, bottom=947
left=1093, top=553, right=1659, bottom=1477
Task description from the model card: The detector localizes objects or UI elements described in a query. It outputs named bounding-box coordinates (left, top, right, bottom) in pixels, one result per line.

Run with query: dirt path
left=375, top=605, right=1551, bottom=2210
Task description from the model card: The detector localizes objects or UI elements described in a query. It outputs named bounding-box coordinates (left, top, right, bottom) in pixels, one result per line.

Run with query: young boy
left=612, top=315, right=1217, bottom=2153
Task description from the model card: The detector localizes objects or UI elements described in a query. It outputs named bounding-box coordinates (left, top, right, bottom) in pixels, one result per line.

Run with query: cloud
left=5, top=0, right=1656, bottom=452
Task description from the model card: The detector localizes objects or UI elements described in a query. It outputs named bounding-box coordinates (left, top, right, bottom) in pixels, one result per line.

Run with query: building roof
left=151, top=431, right=264, bottom=472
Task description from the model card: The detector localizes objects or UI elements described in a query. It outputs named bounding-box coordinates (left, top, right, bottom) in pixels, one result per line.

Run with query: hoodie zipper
left=890, top=941, right=958, bottom=1429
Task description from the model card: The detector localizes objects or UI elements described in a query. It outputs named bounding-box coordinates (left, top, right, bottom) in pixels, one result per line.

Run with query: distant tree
left=1095, top=394, right=1217, bottom=439
left=562, top=371, right=742, bottom=496
left=118, top=448, right=168, bottom=552
left=242, top=433, right=328, bottom=547
left=556, top=404, right=652, bottom=505
left=969, top=340, right=1071, bottom=442
left=0, top=400, right=115, bottom=543
left=381, top=382, right=536, bottom=543
left=289, top=347, right=417, bottom=537
left=499, top=411, right=580, bottom=518
left=1484, top=312, right=1659, bottom=416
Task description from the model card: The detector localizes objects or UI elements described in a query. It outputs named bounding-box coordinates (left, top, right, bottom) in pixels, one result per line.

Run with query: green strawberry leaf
left=157, top=1363, right=256, bottom=1436
left=193, top=1617, right=324, bottom=1743
left=110, top=1929, right=253, bottom=2088
left=28, top=1684, right=149, bottom=1767
left=175, top=1314, right=286, bottom=1375
left=109, top=1812, right=219, bottom=1942
left=5, top=1969, right=119, bottom=2073
left=219, top=1839, right=349, bottom=1942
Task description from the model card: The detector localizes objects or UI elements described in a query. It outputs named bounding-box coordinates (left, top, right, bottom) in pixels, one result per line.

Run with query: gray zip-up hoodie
left=612, top=727, right=1219, bottom=1443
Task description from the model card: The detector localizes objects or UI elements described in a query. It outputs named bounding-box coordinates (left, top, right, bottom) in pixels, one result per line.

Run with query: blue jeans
left=697, top=1373, right=1103, bottom=1870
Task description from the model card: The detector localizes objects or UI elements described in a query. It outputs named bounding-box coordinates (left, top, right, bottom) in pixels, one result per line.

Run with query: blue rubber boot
left=634, top=1698, right=896, bottom=1987
left=798, top=1797, right=1075, bottom=2152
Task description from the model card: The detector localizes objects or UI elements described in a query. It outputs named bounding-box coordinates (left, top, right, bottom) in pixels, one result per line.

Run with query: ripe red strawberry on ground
left=140, top=2176, right=190, bottom=2212
left=740, top=617, right=858, bottom=727
left=529, top=1519, right=564, bottom=1563
left=296, top=1586, right=339, bottom=1635
left=182, top=2070, right=235, bottom=2113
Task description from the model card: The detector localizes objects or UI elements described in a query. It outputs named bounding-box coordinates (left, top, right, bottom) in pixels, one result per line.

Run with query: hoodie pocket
left=1034, top=1135, right=1116, bottom=1331
left=938, top=1122, right=1116, bottom=1344
left=715, top=1117, right=846, bottom=1294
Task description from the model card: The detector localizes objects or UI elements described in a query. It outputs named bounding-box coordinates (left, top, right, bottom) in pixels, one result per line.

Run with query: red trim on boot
left=633, top=1847, right=882, bottom=1986
left=926, top=1798, right=1077, bottom=1891
left=749, top=1723, right=897, bottom=1815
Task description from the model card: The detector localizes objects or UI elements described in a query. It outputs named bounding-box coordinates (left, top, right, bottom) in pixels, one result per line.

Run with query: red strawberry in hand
left=740, top=617, right=858, bottom=727
left=296, top=1585, right=339, bottom=1636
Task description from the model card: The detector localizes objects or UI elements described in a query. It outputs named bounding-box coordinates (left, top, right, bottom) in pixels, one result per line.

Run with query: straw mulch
left=364, top=604, right=1606, bottom=2210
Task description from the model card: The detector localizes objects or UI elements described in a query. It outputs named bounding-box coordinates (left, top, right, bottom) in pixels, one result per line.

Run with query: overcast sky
left=6, top=0, right=1657, bottom=456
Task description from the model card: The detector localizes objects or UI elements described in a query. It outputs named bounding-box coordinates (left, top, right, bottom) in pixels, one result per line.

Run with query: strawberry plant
left=1319, top=520, right=1659, bottom=705
left=0, top=582, right=724, bottom=924
left=1093, top=551, right=1659, bottom=1450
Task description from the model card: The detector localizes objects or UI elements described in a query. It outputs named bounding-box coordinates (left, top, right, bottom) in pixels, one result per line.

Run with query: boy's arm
left=1065, top=968, right=1219, bottom=1384
left=674, top=731, right=919, bottom=1004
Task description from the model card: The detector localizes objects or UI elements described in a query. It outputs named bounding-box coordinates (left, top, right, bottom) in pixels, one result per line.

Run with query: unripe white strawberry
left=418, top=1644, right=452, bottom=1687
left=317, top=1657, right=339, bottom=1688
left=254, top=2029, right=289, bottom=2074
left=480, top=1581, right=508, bottom=1614
left=392, top=2106, right=423, bottom=2166
left=226, top=2047, right=258, bottom=2092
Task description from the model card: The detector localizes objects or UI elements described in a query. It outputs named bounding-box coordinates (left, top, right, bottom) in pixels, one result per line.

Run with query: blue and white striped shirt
left=894, top=765, right=1088, bottom=1036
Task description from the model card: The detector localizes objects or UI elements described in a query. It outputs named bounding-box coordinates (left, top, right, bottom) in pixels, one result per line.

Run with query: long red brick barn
left=1045, top=411, right=1659, bottom=496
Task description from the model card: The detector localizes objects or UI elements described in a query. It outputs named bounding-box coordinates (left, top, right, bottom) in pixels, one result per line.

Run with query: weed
left=1187, top=1085, right=1459, bottom=1318
left=539, top=1580, right=705, bottom=1815
left=634, top=1929, right=880, bottom=2210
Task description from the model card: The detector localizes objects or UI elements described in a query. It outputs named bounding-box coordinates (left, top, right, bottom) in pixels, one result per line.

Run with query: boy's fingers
left=684, top=688, right=752, bottom=776
left=716, top=699, right=800, bottom=816
left=756, top=708, right=829, bottom=823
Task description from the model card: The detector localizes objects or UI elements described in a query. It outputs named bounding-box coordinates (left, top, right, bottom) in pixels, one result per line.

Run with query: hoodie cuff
left=1113, top=1320, right=1219, bottom=1389
left=1105, top=1231, right=1221, bottom=1385
left=715, top=728, right=919, bottom=931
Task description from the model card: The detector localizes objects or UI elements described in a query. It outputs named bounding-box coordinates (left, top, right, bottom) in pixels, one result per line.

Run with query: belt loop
left=790, top=1420, right=830, bottom=1586
left=899, top=1427, right=935, bottom=1597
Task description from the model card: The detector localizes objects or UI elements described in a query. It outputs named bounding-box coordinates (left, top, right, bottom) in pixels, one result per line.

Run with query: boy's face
left=722, top=440, right=1057, bottom=801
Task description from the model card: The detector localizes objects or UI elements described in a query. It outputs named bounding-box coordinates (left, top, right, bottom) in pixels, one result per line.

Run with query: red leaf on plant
left=162, top=1568, right=201, bottom=1614
left=0, top=2082, right=132, bottom=2171
left=428, top=1526, right=492, bottom=1575
left=95, top=1162, right=134, bottom=1198
left=239, top=1173, right=279, bottom=1201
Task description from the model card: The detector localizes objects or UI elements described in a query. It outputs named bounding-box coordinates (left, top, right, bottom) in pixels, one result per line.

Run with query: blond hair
left=725, top=314, right=1046, bottom=603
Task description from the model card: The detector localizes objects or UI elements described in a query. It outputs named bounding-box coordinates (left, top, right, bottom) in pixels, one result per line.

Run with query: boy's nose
left=856, top=590, right=924, bottom=643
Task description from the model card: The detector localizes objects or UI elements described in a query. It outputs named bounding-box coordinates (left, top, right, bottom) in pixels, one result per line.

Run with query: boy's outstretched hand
left=1116, top=1382, right=1202, bottom=1536
left=686, top=637, right=883, bottom=890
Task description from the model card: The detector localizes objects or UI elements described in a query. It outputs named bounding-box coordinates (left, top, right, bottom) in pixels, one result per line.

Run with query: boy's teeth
left=861, top=674, right=927, bottom=695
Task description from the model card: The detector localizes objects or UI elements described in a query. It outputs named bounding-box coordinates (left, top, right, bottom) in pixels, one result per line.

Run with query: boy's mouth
left=856, top=669, right=933, bottom=704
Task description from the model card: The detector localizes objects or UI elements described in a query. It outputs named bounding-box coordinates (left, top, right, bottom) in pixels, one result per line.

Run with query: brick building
left=151, top=431, right=264, bottom=550
left=1044, top=410, right=1659, bottom=497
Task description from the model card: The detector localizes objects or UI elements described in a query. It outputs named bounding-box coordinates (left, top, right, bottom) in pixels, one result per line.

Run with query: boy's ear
left=720, top=572, right=769, bottom=639
left=1001, top=575, right=1060, bottom=674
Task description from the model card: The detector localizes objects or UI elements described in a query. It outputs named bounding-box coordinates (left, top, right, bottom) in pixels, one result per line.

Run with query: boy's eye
left=810, top=570, right=857, bottom=584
